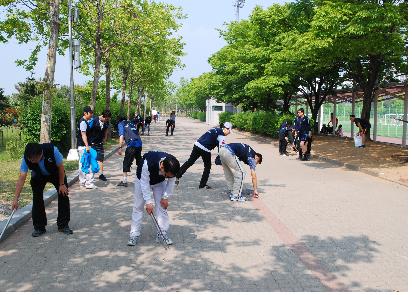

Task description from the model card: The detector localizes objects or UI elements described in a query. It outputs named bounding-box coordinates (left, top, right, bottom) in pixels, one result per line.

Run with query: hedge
left=219, top=111, right=296, bottom=138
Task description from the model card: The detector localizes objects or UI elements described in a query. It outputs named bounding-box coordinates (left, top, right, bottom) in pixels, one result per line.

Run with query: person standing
left=117, top=117, right=143, bottom=187
left=127, top=151, right=180, bottom=246
left=12, top=143, right=73, bottom=237
left=90, top=109, right=111, bottom=181
left=143, top=114, right=152, bottom=136
left=293, top=108, right=311, bottom=161
left=218, top=143, right=262, bottom=202
left=350, top=115, right=371, bottom=148
left=176, top=122, right=232, bottom=189
left=77, top=106, right=96, bottom=189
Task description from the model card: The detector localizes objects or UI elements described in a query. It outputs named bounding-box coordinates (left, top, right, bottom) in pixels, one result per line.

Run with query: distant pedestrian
left=143, top=115, right=152, bottom=136
left=217, top=143, right=262, bottom=201
left=127, top=151, right=180, bottom=247
left=166, top=111, right=176, bottom=136
left=176, top=122, right=232, bottom=189
left=90, top=109, right=111, bottom=181
left=117, top=117, right=143, bottom=187
left=12, top=143, right=73, bottom=237
left=350, top=115, right=371, bottom=148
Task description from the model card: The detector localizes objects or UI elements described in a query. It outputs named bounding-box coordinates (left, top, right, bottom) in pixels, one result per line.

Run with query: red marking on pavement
left=252, top=197, right=343, bottom=291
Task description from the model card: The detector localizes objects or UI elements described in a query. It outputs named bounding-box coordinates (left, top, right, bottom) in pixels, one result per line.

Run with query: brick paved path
left=0, top=117, right=407, bottom=291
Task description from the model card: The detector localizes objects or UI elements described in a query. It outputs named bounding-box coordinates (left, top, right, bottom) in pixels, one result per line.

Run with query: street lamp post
left=67, top=0, right=79, bottom=161
left=234, top=0, right=245, bottom=22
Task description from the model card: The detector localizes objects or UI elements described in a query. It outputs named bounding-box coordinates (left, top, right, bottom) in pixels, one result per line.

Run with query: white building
left=205, top=98, right=237, bottom=126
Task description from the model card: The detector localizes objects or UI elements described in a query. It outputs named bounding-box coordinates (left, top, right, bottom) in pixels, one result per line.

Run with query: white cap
left=223, top=122, right=232, bottom=130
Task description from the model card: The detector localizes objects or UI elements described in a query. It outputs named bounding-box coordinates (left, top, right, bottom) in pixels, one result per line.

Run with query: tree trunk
left=105, top=60, right=111, bottom=110
left=282, top=93, right=292, bottom=114
left=120, top=68, right=128, bottom=114
left=127, top=80, right=134, bottom=120
left=90, top=0, right=103, bottom=110
left=360, top=55, right=382, bottom=141
left=40, top=0, right=60, bottom=143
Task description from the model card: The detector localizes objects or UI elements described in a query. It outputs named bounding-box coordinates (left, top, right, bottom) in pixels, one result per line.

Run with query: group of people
left=278, top=108, right=312, bottom=161
left=11, top=106, right=263, bottom=249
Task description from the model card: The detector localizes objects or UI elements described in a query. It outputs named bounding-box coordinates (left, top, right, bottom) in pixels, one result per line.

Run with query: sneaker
left=117, top=181, right=128, bottom=187
left=32, top=228, right=46, bottom=237
left=199, top=184, right=212, bottom=189
left=360, top=145, right=366, bottom=148
left=127, top=235, right=139, bottom=246
left=235, top=195, right=246, bottom=202
left=230, top=194, right=236, bottom=201
left=156, top=231, right=173, bottom=245
left=58, top=225, right=73, bottom=235
left=85, top=183, right=97, bottom=189
left=99, top=174, right=107, bottom=181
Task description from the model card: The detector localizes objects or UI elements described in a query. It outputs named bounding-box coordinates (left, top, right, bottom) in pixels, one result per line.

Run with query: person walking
left=279, top=121, right=292, bottom=156
left=127, top=151, right=180, bottom=247
left=90, top=109, right=111, bottom=181
left=217, top=143, right=262, bottom=201
left=117, top=117, right=143, bottom=187
left=77, top=106, right=97, bottom=189
left=143, top=114, right=152, bottom=136
left=176, top=122, right=232, bottom=189
left=166, top=111, right=176, bottom=136
left=11, top=143, right=73, bottom=237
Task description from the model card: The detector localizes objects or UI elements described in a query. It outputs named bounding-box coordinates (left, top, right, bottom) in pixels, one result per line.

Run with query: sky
left=0, top=0, right=285, bottom=95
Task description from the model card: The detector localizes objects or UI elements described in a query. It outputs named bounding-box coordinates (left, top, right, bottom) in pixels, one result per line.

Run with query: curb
left=0, top=145, right=119, bottom=243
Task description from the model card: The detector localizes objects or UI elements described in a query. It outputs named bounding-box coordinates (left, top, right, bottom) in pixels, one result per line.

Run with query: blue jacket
left=81, top=147, right=100, bottom=174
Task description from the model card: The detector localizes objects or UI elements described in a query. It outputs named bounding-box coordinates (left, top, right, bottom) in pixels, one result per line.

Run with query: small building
left=205, top=98, right=236, bottom=126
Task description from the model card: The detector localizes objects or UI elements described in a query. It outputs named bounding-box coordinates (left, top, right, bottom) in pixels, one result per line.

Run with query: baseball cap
left=223, top=122, right=232, bottom=131
left=83, top=106, right=93, bottom=113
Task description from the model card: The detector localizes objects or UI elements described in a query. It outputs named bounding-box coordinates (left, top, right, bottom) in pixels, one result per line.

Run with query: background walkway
left=0, top=117, right=407, bottom=291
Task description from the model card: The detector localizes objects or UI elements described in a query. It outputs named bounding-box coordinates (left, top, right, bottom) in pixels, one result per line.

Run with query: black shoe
left=360, top=145, right=366, bottom=148
left=117, top=181, right=128, bottom=187
left=32, top=228, right=46, bottom=237
left=199, top=184, right=212, bottom=189
left=166, top=134, right=169, bottom=136
left=99, top=174, right=107, bottom=181
left=58, top=225, right=73, bottom=235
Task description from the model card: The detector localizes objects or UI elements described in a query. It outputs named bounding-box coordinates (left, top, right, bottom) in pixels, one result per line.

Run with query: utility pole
left=234, top=0, right=245, bottom=22
left=67, top=0, right=79, bottom=161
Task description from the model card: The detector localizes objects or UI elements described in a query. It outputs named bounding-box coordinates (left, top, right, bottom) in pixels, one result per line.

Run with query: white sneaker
left=156, top=231, right=173, bottom=245
left=234, top=195, right=245, bottom=202
left=127, top=235, right=139, bottom=246
left=85, top=183, right=97, bottom=189
left=230, top=194, right=236, bottom=201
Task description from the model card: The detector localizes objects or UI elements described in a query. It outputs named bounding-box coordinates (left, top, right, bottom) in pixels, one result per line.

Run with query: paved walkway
left=0, top=117, right=407, bottom=291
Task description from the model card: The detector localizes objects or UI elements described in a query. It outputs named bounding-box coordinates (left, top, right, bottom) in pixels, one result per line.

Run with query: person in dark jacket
left=166, top=111, right=176, bottom=136
left=89, top=109, right=111, bottom=181
left=293, top=108, right=312, bottom=161
left=279, top=121, right=292, bottom=156
left=217, top=143, right=262, bottom=201
left=127, top=151, right=180, bottom=247
left=12, top=143, right=73, bottom=237
left=176, top=122, right=232, bottom=189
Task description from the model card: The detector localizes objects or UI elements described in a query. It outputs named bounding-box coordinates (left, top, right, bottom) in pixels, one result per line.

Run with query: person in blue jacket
left=117, top=117, right=143, bottom=187
left=11, top=143, right=73, bottom=237
left=127, top=151, right=180, bottom=247
left=176, top=122, right=232, bottom=189
left=293, top=108, right=312, bottom=161
left=279, top=121, right=292, bottom=156
left=217, top=143, right=262, bottom=201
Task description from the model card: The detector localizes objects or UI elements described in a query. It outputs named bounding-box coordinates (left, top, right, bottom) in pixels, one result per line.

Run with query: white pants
left=130, top=178, right=170, bottom=236
left=78, top=146, right=95, bottom=186
left=219, top=148, right=245, bottom=197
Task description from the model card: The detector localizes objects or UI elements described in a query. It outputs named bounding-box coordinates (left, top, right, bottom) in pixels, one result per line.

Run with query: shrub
left=218, top=111, right=234, bottom=124
left=19, top=95, right=71, bottom=155
left=197, top=111, right=206, bottom=122
left=6, top=132, right=25, bottom=160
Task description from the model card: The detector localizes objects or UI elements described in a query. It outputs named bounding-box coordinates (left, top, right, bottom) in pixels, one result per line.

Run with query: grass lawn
left=0, top=139, right=117, bottom=210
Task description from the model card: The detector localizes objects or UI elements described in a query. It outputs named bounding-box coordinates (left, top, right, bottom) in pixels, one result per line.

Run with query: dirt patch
left=311, top=135, right=408, bottom=186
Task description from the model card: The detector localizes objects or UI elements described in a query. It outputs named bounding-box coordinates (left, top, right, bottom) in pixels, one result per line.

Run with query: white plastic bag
left=354, top=135, right=362, bottom=147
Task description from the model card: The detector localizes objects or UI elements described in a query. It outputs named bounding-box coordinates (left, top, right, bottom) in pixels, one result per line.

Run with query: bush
left=230, top=111, right=296, bottom=138
left=218, top=111, right=234, bottom=124
left=19, top=95, right=71, bottom=155
left=197, top=111, right=206, bottom=122
left=6, top=132, right=25, bottom=160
